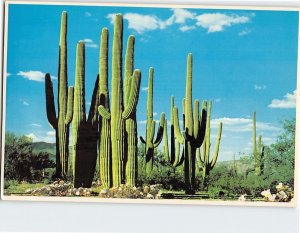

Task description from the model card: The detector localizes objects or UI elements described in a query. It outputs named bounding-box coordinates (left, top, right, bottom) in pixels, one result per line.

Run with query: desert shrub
left=4, top=132, right=55, bottom=182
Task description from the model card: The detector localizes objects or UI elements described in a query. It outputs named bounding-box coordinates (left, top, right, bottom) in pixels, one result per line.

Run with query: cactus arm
left=87, top=75, right=100, bottom=124
left=197, top=147, right=204, bottom=164
left=98, top=105, right=111, bottom=119
left=124, top=35, right=135, bottom=104
left=149, top=120, right=156, bottom=143
left=173, top=107, right=185, bottom=144
left=175, top=149, right=185, bottom=167
left=65, top=86, right=74, bottom=124
left=253, top=111, right=257, bottom=154
left=210, top=122, right=222, bottom=168
left=193, top=100, right=207, bottom=147
left=153, top=112, right=165, bottom=147
left=45, top=73, right=58, bottom=129
left=163, top=119, right=170, bottom=162
left=172, top=140, right=181, bottom=166
left=193, top=99, right=199, bottom=138
left=140, top=136, right=146, bottom=144
left=122, top=69, right=141, bottom=119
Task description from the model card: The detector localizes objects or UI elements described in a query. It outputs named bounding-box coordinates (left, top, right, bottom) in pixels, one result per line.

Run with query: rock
left=58, top=180, right=64, bottom=185
left=143, top=186, right=150, bottom=194
left=25, top=188, right=32, bottom=194
left=146, top=193, right=154, bottom=199
left=277, top=191, right=288, bottom=201
left=238, top=195, right=247, bottom=201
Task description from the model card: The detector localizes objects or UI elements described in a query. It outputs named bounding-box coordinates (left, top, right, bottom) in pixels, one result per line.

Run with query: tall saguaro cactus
left=140, top=68, right=165, bottom=176
left=253, top=112, right=264, bottom=175
left=197, top=101, right=222, bottom=188
left=98, top=28, right=111, bottom=189
left=98, top=14, right=141, bottom=187
left=173, top=53, right=207, bottom=194
left=163, top=96, right=184, bottom=168
left=72, top=41, right=100, bottom=188
left=45, top=11, right=74, bottom=177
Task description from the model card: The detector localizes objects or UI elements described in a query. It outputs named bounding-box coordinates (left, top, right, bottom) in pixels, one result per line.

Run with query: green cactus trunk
left=72, top=42, right=100, bottom=188
left=98, top=28, right=111, bottom=189
left=172, top=53, right=208, bottom=194
left=253, top=112, right=264, bottom=176
left=140, top=68, right=165, bottom=177
left=45, top=11, right=74, bottom=178
left=124, top=36, right=138, bottom=186
left=98, top=14, right=141, bottom=187
left=198, top=101, right=222, bottom=190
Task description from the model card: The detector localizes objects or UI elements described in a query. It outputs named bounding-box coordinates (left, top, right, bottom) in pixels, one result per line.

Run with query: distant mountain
left=32, top=142, right=56, bottom=161
left=32, top=142, right=73, bottom=162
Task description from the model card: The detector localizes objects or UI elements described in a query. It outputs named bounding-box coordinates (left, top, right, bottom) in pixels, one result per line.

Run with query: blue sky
left=4, top=4, right=299, bottom=161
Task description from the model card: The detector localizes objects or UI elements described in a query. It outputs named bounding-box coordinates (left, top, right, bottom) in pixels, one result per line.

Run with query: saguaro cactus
left=163, top=96, right=184, bottom=168
left=197, top=101, right=222, bottom=188
left=72, top=41, right=100, bottom=188
left=140, top=68, right=165, bottom=176
left=253, top=112, right=264, bottom=175
left=98, top=28, right=111, bottom=189
left=173, top=53, right=207, bottom=194
left=45, top=11, right=74, bottom=177
left=98, top=14, right=141, bottom=187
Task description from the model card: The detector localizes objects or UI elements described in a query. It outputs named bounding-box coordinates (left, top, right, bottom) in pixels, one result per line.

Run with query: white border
left=1, top=0, right=299, bottom=207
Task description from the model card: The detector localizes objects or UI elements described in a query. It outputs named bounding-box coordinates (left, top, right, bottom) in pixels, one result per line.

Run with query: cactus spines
left=45, top=11, right=74, bottom=177
left=72, top=41, right=100, bottom=188
left=140, top=68, right=165, bottom=176
left=98, top=14, right=141, bottom=187
left=197, top=101, right=222, bottom=188
left=253, top=112, right=264, bottom=175
left=172, top=53, right=207, bottom=194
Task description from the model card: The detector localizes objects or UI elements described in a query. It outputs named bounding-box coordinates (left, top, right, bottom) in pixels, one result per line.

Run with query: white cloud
left=85, top=12, right=92, bottom=17
left=30, top=123, right=41, bottom=127
left=142, top=87, right=148, bottom=92
left=26, top=131, right=56, bottom=143
left=215, top=98, right=221, bottom=103
left=6, top=72, right=11, bottom=77
left=17, top=70, right=57, bottom=82
left=46, top=131, right=55, bottom=136
left=26, top=133, right=39, bottom=142
left=86, top=102, right=91, bottom=106
left=195, top=13, right=250, bottom=33
left=179, top=25, right=196, bottom=32
left=153, top=112, right=158, bottom=116
left=82, top=38, right=98, bottom=48
left=268, top=90, right=296, bottom=109
left=139, top=120, right=147, bottom=124
left=107, top=10, right=252, bottom=34
left=211, top=117, right=281, bottom=132
left=254, top=84, right=266, bottom=90
left=171, top=8, right=196, bottom=24
left=239, top=28, right=251, bottom=36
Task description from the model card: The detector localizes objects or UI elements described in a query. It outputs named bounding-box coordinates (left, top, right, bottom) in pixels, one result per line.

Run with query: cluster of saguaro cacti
left=163, top=96, right=184, bottom=169
left=140, top=68, right=165, bottom=176
left=72, top=42, right=100, bottom=188
left=45, top=11, right=74, bottom=178
left=253, top=112, right=264, bottom=175
left=196, top=101, right=223, bottom=188
left=171, top=53, right=210, bottom=194
left=45, top=11, right=224, bottom=191
left=98, top=14, right=141, bottom=187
